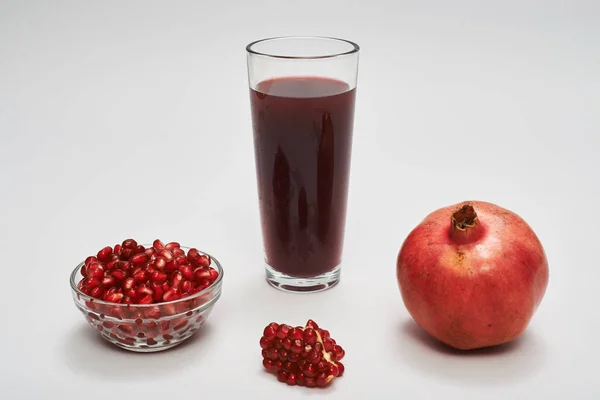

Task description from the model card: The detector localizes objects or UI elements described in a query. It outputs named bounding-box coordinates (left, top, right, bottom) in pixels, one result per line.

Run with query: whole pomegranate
left=396, top=201, right=549, bottom=350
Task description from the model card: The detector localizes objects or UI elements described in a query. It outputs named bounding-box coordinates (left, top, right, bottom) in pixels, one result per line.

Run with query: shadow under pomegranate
left=396, top=319, right=547, bottom=385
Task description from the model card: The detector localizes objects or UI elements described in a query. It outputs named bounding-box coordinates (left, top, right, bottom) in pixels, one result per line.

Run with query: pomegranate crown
left=451, top=204, right=478, bottom=231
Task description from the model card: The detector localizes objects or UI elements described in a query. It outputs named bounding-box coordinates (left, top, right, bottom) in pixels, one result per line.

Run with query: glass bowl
left=69, top=245, right=224, bottom=352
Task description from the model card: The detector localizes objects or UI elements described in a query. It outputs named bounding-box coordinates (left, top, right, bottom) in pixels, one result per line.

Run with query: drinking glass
left=246, top=36, right=359, bottom=292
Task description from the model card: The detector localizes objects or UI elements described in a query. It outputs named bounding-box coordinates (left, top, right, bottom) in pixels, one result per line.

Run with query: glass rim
left=246, top=36, right=360, bottom=60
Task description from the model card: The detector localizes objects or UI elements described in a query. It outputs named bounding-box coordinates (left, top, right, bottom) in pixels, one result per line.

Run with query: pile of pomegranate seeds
left=77, top=238, right=219, bottom=305
left=260, top=320, right=345, bottom=388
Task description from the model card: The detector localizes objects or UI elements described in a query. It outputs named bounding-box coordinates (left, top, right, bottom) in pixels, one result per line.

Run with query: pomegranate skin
left=397, top=201, right=549, bottom=350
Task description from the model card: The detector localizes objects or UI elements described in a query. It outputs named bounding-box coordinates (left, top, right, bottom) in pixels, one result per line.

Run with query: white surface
left=1, top=0, right=598, bottom=398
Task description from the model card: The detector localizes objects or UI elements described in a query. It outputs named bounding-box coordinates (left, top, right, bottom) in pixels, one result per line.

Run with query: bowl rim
left=69, top=245, right=224, bottom=308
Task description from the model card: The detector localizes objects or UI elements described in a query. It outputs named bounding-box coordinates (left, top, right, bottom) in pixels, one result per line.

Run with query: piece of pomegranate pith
left=260, top=320, right=345, bottom=388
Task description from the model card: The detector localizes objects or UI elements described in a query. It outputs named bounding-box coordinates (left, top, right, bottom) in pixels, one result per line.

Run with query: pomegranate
left=260, top=320, right=345, bottom=388
left=396, top=201, right=549, bottom=350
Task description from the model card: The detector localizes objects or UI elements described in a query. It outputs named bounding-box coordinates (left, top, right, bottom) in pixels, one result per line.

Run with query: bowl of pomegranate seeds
left=69, top=238, right=224, bottom=352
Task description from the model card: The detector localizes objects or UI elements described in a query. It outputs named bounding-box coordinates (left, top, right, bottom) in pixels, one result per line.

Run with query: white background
left=1, top=0, right=598, bottom=398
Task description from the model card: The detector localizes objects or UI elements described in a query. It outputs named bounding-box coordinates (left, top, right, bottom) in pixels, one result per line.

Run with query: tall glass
left=246, top=36, right=359, bottom=292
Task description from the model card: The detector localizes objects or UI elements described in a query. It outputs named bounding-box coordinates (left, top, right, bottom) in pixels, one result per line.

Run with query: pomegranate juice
left=250, top=77, right=356, bottom=277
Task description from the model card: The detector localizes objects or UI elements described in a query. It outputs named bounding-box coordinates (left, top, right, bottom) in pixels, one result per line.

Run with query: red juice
left=250, top=76, right=356, bottom=278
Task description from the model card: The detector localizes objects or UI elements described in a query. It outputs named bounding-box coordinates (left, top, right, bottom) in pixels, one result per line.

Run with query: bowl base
left=113, top=340, right=184, bottom=353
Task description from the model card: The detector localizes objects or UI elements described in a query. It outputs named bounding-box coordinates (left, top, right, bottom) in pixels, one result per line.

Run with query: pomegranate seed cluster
left=78, top=238, right=219, bottom=305
left=260, top=319, right=345, bottom=388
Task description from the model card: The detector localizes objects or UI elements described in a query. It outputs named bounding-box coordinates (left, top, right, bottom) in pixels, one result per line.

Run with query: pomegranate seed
left=282, top=338, right=292, bottom=350
left=260, top=320, right=345, bottom=388
left=209, top=268, right=219, bottom=282
left=196, top=255, right=210, bottom=268
left=165, top=242, right=180, bottom=251
left=332, top=345, right=344, bottom=361
left=327, top=363, right=339, bottom=377
left=102, top=276, right=115, bottom=287
left=263, top=358, right=274, bottom=371
left=297, top=372, right=305, bottom=386
left=157, top=249, right=173, bottom=261
left=87, top=264, right=104, bottom=279
left=172, top=248, right=185, bottom=256
left=90, top=286, right=104, bottom=298
left=307, top=350, right=320, bottom=364
left=304, top=328, right=317, bottom=345
left=194, top=268, right=211, bottom=281
left=187, top=248, right=200, bottom=261
left=305, top=378, right=316, bottom=387
left=105, top=293, right=124, bottom=303
left=134, top=245, right=145, bottom=254
left=153, top=257, right=167, bottom=270
left=278, top=349, right=288, bottom=360
left=136, top=284, right=153, bottom=298
left=83, top=277, right=101, bottom=289
left=144, top=248, right=155, bottom=258
left=264, top=324, right=277, bottom=340
left=303, top=363, right=317, bottom=377
left=277, top=325, right=290, bottom=339
left=283, top=361, right=297, bottom=373
left=138, top=295, right=153, bottom=304
left=323, top=338, right=334, bottom=352
left=104, top=260, right=117, bottom=271
left=200, top=280, right=211, bottom=289
left=111, top=269, right=126, bottom=281
left=85, top=256, right=98, bottom=266
left=181, top=280, right=193, bottom=293
left=124, top=288, right=137, bottom=300
left=171, top=271, right=183, bottom=288
left=120, top=248, right=133, bottom=260
left=164, top=260, right=178, bottom=273
left=130, top=253, right=149, bottom=267
left=123, top=277, right=135, bottom=290
left=145, top=306, right=161, bottom=319
left=179, top=264, right=194, bottom=280
left=286, top=373, right=297, bottom=386
left=133, top=269, right=148, bottom=283
left=118, top=260, right=131, bottom=270
left=336, top=362, right=344, bottom=376
left=163, top=287, right=181, bottom=302
left=122, top=239, right=137, bottom=249
left=118, top=324, right=133, bottom=334
left=151, top=271, right=167, bottom=284
left=277, top=371, right=288, bottom=383
left=291, top=339, right=304, bottom=354
left=151, top=282, right=164, bottom=302
left=153, top=239, right=165, bottom=250
left=260, top=337, right=272, bottom=349
left=114, top=244, right=122, bottom=255
left=266, top=348, right=278, bottom=360
left=97, top=246, right=113, bottom=262
left=173, top=319, right=188, bottom=331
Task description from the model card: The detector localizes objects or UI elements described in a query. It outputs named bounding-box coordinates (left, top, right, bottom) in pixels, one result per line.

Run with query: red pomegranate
left=396, top=201, right=549, bottom=350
